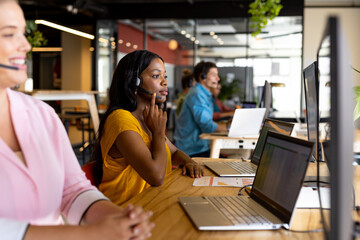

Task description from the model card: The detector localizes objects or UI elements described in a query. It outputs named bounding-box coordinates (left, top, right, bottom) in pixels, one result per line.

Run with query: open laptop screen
left=251, top=119, right=294, bottom=165
left=250, top=132, right=313, bottom=223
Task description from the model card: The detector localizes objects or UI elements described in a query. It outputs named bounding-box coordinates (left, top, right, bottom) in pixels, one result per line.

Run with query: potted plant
left=248, top=0, right=283, bottom=37
left=26, top=20, right=48, bottom=51
left=353, top=66, right=360, bottom=121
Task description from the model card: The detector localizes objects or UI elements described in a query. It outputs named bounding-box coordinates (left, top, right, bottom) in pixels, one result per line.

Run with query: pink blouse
left=0, top=89, right=107, bottom=239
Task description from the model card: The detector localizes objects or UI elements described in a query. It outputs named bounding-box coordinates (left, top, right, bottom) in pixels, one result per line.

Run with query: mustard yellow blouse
left=98, top=109, right=172, bottom=205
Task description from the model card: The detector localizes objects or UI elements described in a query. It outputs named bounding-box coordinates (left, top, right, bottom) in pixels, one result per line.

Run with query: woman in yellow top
left=92, top=50, right=203, bottom=205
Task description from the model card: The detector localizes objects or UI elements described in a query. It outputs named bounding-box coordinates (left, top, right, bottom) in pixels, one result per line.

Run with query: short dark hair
left=193, top=61, right=217, bottom=82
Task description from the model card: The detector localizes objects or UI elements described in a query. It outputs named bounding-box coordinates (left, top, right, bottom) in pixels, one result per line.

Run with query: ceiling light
left=185, top=34, right=191, bottom=38
left=168, top=39, right=178, bottom=50
left=212, top=35, right=218, bottom=39
left=118, top=39, right=124, bottom=44
left=35, top=19, right=94, bottom=40
left=190, top=37, right=195, bottom=41
left=126, top=42, right=131, bottom=47
left=194, top=40, right=200, bottom=44
left=32, top=47, right=63, bottom=52
left=133, top=45, right=138, bottom=49
left=209, top=32, right=215, bottom=36
left=99, top=38, right=109, bottom=44
left=181, top=30, right=186, bottom=35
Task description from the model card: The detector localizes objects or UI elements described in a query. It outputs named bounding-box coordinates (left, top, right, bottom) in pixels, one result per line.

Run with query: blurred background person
left=210, top=80, right=235, bottom=121
left=176, top=68, right=194, bottom=116
left=174, top=61, right=227, bottom=158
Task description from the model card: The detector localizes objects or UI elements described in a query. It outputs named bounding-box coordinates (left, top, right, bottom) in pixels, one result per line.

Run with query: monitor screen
left=259, top=80, right=272, bottom=117
left=303, top=61, right=320, bottom=161
left=251, top=132, right=313, bottom=223
left=316, top=16, right=354, bottom=240
left=251, top=119, right=294, bottom=164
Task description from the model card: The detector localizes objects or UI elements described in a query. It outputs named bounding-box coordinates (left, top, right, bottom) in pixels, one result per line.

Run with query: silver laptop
left=204, top=118, right=294, bottom=177
left=179, top=132, right=313, bottom=230
left=211, top=108, right=266, bottom=137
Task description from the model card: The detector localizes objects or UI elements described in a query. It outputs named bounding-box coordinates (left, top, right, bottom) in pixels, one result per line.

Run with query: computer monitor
left=259, top=80, right=272, bottom=117
left=303, top=61, right=320, bottom=161
left=317, top=16, right=354, bottom=240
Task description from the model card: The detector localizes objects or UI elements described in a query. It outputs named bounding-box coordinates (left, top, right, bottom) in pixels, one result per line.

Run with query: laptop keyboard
left=208, top=196, right=271, bottom=225
left=224, top=161, right=257, bottom=174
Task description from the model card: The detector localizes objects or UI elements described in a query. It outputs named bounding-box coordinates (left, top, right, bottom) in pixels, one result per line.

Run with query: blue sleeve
left=188, top=93, right=217, bottom=133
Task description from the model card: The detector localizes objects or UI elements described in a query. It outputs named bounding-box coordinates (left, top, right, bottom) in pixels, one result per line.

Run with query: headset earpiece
left=201, top=74, right=207, bottom=80
left=136, top=76, right=142, bottom=87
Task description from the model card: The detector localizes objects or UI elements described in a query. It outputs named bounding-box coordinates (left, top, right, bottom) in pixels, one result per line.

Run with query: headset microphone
left=136, top=74, right=162, bottom=100
left=137, top=86, right=162, bottom=100
left=0, top=63, right=19, bottom=70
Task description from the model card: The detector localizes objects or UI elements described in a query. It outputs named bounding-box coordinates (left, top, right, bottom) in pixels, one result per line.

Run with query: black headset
left=134, top=67, right=162, bottom=100
left=201, top=73, right=207, bottom=80
left=135, top=71, right=142, bottom=87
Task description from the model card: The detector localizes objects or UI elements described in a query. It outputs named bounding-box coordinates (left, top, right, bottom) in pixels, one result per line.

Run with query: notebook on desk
left=179, top=132, right=313, bottom=230
left=210, top=108, right=266, bottom=137
left=204, top=118, right=294, bottom=177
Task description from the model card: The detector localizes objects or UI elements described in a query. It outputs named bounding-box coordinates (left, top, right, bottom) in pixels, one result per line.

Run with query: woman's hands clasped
left=86, top=204, right=154, bottom=240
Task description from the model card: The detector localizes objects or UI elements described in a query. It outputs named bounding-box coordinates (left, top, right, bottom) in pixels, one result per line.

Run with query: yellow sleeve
left=100, top=109, right=144, bottom=165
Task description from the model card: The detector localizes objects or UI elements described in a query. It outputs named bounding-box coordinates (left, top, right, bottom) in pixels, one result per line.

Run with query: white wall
left=303, top=8, right=360, bottom=86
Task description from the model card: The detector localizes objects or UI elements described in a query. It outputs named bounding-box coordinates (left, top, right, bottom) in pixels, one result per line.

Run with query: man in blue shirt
left=174, top=61, right=227, bottom=157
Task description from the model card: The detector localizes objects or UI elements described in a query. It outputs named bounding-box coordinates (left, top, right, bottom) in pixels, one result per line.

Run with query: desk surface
left=122, top=158, right=360, bottom=240
left=199, top=133, right=257, bottom=140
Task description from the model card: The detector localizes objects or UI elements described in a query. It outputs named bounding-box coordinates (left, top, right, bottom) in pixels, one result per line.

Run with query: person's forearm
left=149, top=133, right=167, bottom=184
left=171, top=149, right=192, bottom=166
left=216, top=122, right=228, bottom=132
left=81, top=200, right=121, bottom=225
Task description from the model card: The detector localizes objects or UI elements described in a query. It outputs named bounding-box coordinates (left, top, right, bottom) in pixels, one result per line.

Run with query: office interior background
left=18, top=0, right=360, bottom=133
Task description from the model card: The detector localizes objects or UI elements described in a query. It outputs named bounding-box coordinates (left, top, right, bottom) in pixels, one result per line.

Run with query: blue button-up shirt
left=174, top=83, right=218, bottom=156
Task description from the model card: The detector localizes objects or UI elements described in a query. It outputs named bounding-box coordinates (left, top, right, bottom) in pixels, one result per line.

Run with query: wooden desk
left=122, top=159, right=356, bottom=240
left=31, top=90, right=100, bottom=134
left=199, top=133, right=257, bottom=158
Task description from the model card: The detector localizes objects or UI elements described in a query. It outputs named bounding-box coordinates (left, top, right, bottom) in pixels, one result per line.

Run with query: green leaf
left=248, top=0, right=282, bottom=37
left=352, top=66, right=360, bottom=74
left=354, top=101, right=360, bottom=121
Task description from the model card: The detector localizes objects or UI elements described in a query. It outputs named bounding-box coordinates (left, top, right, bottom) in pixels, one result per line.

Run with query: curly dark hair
left=91, top=50, right=164, bottom=182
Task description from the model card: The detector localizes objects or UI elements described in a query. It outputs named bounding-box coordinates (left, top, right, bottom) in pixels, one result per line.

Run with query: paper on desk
left=193, top=177, right=253, bottom=187
left=296, top=187, right=330, bottom=209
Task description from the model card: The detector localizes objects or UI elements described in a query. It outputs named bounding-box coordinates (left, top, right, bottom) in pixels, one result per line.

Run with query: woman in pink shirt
left=0, top=0, right=153, bottom=239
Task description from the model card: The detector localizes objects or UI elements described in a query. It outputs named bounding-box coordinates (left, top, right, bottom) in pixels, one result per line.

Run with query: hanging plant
left=26, top=20, right=48, bottom=53
left=248, top=0, right=283, bottom=37
left=353, top=66, right=360, bottom=121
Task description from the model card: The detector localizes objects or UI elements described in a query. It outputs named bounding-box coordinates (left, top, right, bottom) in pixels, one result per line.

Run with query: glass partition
left=99, top=16, right=303, bottom=117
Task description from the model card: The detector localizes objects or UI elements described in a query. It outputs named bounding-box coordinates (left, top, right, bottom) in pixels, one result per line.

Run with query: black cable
left=281, top=226, right=323, bottom=233
left=303, top=180, right=330, bottom=185
left=238, top=184, right=253, bottom=196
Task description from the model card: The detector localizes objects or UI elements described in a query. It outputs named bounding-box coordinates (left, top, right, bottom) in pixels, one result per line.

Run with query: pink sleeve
left=50, top=110, right=108, bottom=223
